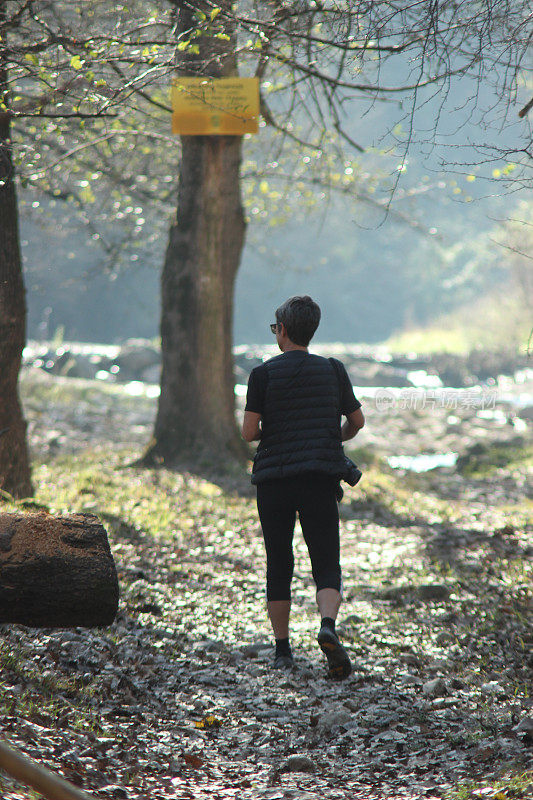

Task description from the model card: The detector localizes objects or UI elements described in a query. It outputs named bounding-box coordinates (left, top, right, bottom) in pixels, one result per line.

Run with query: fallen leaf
left=194, top=714, right=221, bottom=729
left=183, top=752, right=203, bottom=768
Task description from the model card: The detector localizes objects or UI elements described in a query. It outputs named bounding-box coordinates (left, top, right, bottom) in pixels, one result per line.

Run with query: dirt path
left=0, top=370, right=531, bottom=799
left=1, top=431, right=531, bottom=800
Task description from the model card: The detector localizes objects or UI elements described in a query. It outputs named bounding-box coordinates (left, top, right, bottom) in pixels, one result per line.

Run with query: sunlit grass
left=384, top=286, right=531, bottom=355
left=457, top=442, right=533, bottom=477
left=446, top=770, right=533, bottom=800
left=385, top=326, right=472, bottom=355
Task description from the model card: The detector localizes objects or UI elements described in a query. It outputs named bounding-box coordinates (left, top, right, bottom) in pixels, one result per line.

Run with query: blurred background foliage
left=7, top=0, right=532, bottom=349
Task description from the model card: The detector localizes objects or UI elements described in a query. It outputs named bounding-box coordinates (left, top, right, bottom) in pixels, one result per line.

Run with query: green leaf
left=70, top=56, right=83, bottom=70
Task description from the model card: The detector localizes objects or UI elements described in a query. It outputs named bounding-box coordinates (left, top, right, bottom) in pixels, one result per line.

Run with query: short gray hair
left=275, top=295, right=321, bottom=346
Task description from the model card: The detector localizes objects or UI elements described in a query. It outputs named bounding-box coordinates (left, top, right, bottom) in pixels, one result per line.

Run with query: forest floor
left=0, top=373, right=532, bottom=800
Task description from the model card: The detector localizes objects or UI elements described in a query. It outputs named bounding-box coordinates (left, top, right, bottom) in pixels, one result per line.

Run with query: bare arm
left=341, top=408, right=365, bottom=442
left=242, top=410, right=262, bottom=442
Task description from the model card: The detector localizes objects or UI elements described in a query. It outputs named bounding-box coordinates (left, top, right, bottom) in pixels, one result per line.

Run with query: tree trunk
left=144, top=135, right=246, bottom=464
left=0, top=512, right=119, bottom=627
left=141, top=2, right=247, bottom=466
left=0, top=17, right=33, bottom=498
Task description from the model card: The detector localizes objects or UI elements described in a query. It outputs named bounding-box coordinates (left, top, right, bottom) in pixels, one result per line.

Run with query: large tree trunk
left=144, top=135, right=246, bottom=464
left=141, top=2, right=247, bottom=466
left=0, top=512, right=119, bottom=627
left=0, top=16, right=33, bottom=499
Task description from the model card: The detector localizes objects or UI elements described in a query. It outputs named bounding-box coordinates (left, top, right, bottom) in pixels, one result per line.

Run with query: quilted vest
left=251, top=351, right=346, bottom=484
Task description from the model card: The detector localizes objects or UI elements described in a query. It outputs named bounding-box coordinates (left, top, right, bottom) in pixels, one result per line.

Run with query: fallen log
left=0, top=511, right=118, bottom=627
left=0, top=739, right=96, bottom=800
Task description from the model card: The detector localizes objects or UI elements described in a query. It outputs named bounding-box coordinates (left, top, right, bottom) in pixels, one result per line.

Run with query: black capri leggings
left=256, top=473, right=341, bottom=601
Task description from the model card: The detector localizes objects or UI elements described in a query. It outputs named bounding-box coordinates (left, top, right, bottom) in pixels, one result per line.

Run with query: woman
left=242, top=295, right=365, bottom=678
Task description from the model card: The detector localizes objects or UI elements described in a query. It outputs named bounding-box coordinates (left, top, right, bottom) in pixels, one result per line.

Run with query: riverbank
left=19, top=357, right=532, bottom=484
left=22, top=339, right=533, bottom=391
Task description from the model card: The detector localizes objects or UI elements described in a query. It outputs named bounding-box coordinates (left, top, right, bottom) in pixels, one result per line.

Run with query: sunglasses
left=270, top=323, right=278, bottom=334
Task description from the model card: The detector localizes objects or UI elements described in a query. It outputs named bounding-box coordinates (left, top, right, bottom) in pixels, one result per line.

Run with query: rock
left=343, top=699, right=358, bottom=712
left=49, top=350, right=76, bottom=376
left=241, top=645, right=259, bottom=658
left=241, top=640, right=270, bottom=658
left=462, top=558, right=483, bottom=573
left=136, top=602, right=162, bottom=616
left=422, top=678, right=447, bottom=698
left=317, top=708, right=353, bottom=730
left=379, top=583, right=451, bottom=603
left=416, top=584, right=451, bottom=601
left=481, top=681, right=505, bottom=697
left=399, top=673, right=420, bottom=687
left=429, top=353, right=472, bottom=387
left=203, top=639, right=228, bottom=653
left=115, top=340, right=160, bottom=379
left=517, top=405, right=533, bottom=421
left=379, top=585, right=411, bottom=601
left=345, top=613, right=364, bottom=624
left=388, top=355, right=432, bottom=371
left=401, top=653, right=421, bottom=667
left=512, top=716, right=533, bottom=736
left=428, top=658, right=449, bottom=671
left=347, top=362, right=411, bottom=387
left=140, top=364, right=161, bottom=383
left=233, top=365, right=249, bottom=383
left=60, top=355, right=100, bottom=380
left=281, top=754, right=316, bottom=774
left=232, top=350, right=264, bottom=374
left=100, top=786, right=128, bottom=799
left=248, top=666, right=262, bottom=678
left=368, top=710, right=400, bottom=727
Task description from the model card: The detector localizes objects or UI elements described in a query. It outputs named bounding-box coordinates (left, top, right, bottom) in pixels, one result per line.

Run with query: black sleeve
left=336, top=360, right=362, bottom=415
left=245, top=365, right=268, bottom=414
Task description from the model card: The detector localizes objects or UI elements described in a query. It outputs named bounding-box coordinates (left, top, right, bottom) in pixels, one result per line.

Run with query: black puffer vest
left=251, top=351, right=346, bottom=485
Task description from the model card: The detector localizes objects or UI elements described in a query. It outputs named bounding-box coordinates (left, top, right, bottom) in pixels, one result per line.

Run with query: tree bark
left=0, top=10, right=33, bottom=498
left=141, top=2, right=247, bottom=466
left=145, top=135, right=246, bottom=464
left=0, top=512, right=119, bottom=627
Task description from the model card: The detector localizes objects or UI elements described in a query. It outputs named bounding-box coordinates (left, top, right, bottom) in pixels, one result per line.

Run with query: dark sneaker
left=274, top=654, right=294, bottom=670
left=317, top=627, right=352, bottom=679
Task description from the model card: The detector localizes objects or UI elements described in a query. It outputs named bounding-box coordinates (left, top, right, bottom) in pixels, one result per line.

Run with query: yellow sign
left=171, top=77, right=259, bottom=135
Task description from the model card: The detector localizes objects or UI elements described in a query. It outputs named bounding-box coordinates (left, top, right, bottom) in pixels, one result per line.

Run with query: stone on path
left=481, top=681, right=505, bottom=697
left=317, top=707, right=353, bottom=730
left=422, top=678, right=447, bottom=698
left=281, top=754, right=316, bottom=773
left=513, top=716, right=533, bottom=736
